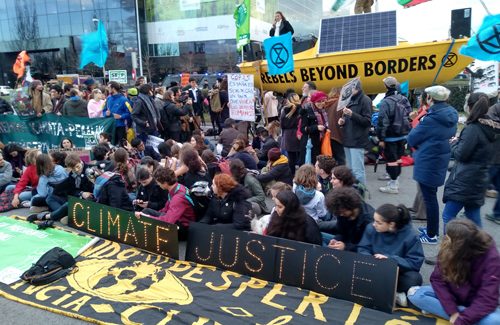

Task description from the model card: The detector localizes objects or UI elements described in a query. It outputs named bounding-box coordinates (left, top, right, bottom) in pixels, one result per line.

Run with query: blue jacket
left=102, top=94, right=131, bottom=127
left=36, top=165, right=68, bottom=197
left=358, top=223, right=424, bottom=272
left=407, top=102, right=458, bottom=187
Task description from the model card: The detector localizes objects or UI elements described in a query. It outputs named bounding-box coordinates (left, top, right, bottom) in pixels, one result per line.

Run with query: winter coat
left=13, top=164, right=38, bottom=194
left=269, top=20, right=294, bottom=36
left=135, top=181, right=168, bottom=211
left=0, top=97, right=13, bottom=114
left=443, top=118, right=500, bottom=207
left=161, top=100, right=190, bottom=135
left=358, top=224, right=424, bottom=272
left=267, top=214, right=322, bottom=245
left=136, top=145, right=161, bottom=161
left=300, top=104, right=321, bottom=154
left=0, top=161, right=13, bottom=188
left=97, top=174, right=133, bottom=211
left=179, top=170, right=212, bottom=189
left=87, top=99, right=105, bottom=118
left=36, top=165, right=68, bottom=197
left=488, top=103, right=500, bottom=166
left=280, top=106, right=301, bottom=152
left=199, top=184, right=252, bottom=230
left=230, top=151, right=258, bottom=170
left=243, top=173, right=267, bottom=213
left=258, top=137, right=280, bottom=161
left=219, top=127, right=240, bottom=157
left=342, top=92, right=372, bottom=148
left=293, top=184, right=328, bottom=221
left=377, top=92, right=412, bottom=140
left=132, top=93, right=161, bottom=135
left=155, top=183, right=196, bottom=227
left=102, top=94, right=131, bottom=128
left=430, top=243, right=500, bottom=325
left=255, top=156, right=293, bottom=185
left=325, top=96, right=343, bottom=143
left=407, top=102, right=458, bottom=187
left=62, top=97, right=88, bottom=117
left=52, top=165, right=94, bottom=198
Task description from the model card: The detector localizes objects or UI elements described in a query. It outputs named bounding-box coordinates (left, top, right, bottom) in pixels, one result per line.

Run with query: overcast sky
left=323, top=0, right=500, bottom=43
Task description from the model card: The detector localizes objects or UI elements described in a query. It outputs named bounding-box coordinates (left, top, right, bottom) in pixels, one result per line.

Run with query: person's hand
left=449, top=136, right=458, bottom=144
left=338, top=118, right=345, bottom=126
left=378, top=141, right=385, bottom=149
left=318, top=125, right=325, bottom=131
left=138, top=201, right=148, bottom=208
left=328, top=239, right=345, bottom=250
left=374, top=254, right=388, bottom=259
left=11, top=196, right=20, bottom=208
left=409, top=111, right=418, bottom=120
left=113, top=113, right=121, bottom=119
left=343, top=108, right=352, bottom=116
left=81, top=192, right=93, bottom=200
left=106, top=110, right=111, bottom=117
left=134, top=211, right=141, bottom=219
left=450, top=313, right=459, bottom=324
left=146, top=121, right=150, bottom=127
left=15, top=167, right=22, bottom=175
left=36, top=112, right=42, bottom=117
left=186, top=98, right=193, bottom=105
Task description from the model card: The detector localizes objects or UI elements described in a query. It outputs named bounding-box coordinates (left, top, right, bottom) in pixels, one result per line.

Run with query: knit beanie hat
left=267, top=147, right=281, bottom=162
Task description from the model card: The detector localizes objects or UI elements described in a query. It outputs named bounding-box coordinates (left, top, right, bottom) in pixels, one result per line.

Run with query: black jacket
left=199, top=184, right=252, bottom=230
left=132, top=94, right=161, bottom=135
left=330, top=201, right=374, bottom=252
left=255, top=161, right=293, bottom=185
left=161, top=100, right=190, bottom=135
left=377, top=92, right=411, bottom=140
left=98, top=174, right=133, bottom=211
left=52, top=164, right=94, bottom=198
left=443, top=118, right=500, bottom=207
left=258, top=137, right=280, bottom=161
left=188, top=88, right=204, bottom=115
left=179, top=170, right=212, bottom=189
left=62, top=99, right=88, bottom=117
left=269, top=20, right=294, bottom=36
left=137, top=145, right=161, bottom=162
left=0, top=97, right=13, bottom=114
left=342, top=92, right=372, bottom=148
left=135, top=181, right=168, bottom=211
left=280, top=106, right=300, bottom=152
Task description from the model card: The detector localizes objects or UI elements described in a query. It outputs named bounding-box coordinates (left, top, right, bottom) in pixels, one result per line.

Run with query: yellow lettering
left=233, top=277, right=268, bottom=297
left=124, top=218, right=139, bottom=245
left=52, top=293, right=73, bottom=306
left=61, top=295, right=92, bottom=312
left=181, top=265, right=216, bottom=283
left=23, top=284, right=47, bottom=295
left=157, top=309, right=181, bottom=325
left=294, top=291, right=328, bottom=322
left=218, top=234, right=240, bottom=268
left=137, top=219, right=152, bottom=247
left=108, top=211, right=120, bottom=238
left=72, top=202, right=85, bottom=227
left=257, top=315, right=293, bottom=325
left=220, top=306, right=253, bottom=317
left=261, top=284, right=287, bottom=310
left=206, top=270, right=242, bottom=291
left=272, top=245, right=295, bottom=280
left=314, top=254, right=340, bottom=290
left=245, top=239, right=265, bottom=273
left=195, top=232, right=215, bottom=261
left=168, top=260, right=192, bottom=273
left=121, top=305, right=164, bottom=325
left=156, top=225, right=171, bottom=255
left=87, top=207, right=96, bottom=232
left=84, top=241, right=121, bottom=259
left=345, top=304, right=362, bottom=325
left=117, top=248, right=141, bottom=260
left=351, top=261, right=375, bottom=300
left=35, top=285, right=66, bottom=301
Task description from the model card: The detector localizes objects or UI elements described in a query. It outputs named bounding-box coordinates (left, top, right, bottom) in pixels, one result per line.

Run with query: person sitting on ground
left=140, top=156, right=159, bottom=174
left=192, top=129, right=215, bottom=152
left=177, top=147, right=211, bottom=188
left=324, top=186, right=374, bottom=252
left=257, top=129, right=280, bottom=169
left=112, top=148, right=137, bottom=194
left=251, top=181, right=292, bottom=234
left=256, top=147, right=293, bottom=188
left=230, top=159, right=267, bottom=216
left=218, top=118, right=240, bottom=157
left=49, top=151, right=67, bottom=167
left=8, top=149, right=39, bottom=208
left=227, top=138, right=258, bottom=170
left=201, top=149, right=221, bottom=180
left=3, top=144, right=26, bottom=179
left=91, top=144, right=113, bottom=172
left=265, top=190, right=322, bottom=245
left=30, top=153, right=68, bottom=213
left=130, top=137, right=161, bottom=161
left=95, top=169, right=133, bottom=211
left=199, top=173, right=253, bottom=230
left=60, top=137, right=75, bottom=150
left=98, top=132, right=113, bottom=150
left=408, top=219, right=500, bottom=324
left=315, top=155, right=337, bottom=195
left=133, top=167, right=167, bottom=212
left=0, top=151, right=13, bottom=195
left=293, top=164, right=328, bottom=221
left=135, top=167, right=195, bottom=240
left=358, top=204, right=424, bottom=307
left=331, top=165, right=367, bottom=199
left=190, top=134, right=208, bottom=156
left=62, top=88, right=88, bottom=117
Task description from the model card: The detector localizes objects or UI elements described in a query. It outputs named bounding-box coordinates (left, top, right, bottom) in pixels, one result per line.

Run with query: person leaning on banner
left=269, top=11, right=294, bottom=37
left=354, top=0, right=375, bottom=14
left=49, top=85, right=66, bottom=116
left=102, top=81, right=132, bottom=146
left=29, top=80, right=53, bottom=117
left=130, top=137, right=161, bottom=162
left=160, top=87, right=192, bottom=142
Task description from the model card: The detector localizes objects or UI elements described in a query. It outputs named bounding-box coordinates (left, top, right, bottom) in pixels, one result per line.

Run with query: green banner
left=234, top=0, right=250, bottom=51
left=0, top=217, right=94, bottom=284
left=0, top=114, right=115, bottom=151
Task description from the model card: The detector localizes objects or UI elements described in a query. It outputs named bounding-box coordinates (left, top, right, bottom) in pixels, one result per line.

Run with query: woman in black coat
left=300, top=91, right=329, bottom=165
left=269, top=11, right=294, bottom=37
left=266, top=190, right=322, bottom=245
left=134, top=167, right=167, bottom=211
left=280, top=93, right=301, bottom=175
left=161, top=88, right=191, bottom=141
left=442, top=93, right=500, bottom=230
left=199, top=173, right=252, bottom=230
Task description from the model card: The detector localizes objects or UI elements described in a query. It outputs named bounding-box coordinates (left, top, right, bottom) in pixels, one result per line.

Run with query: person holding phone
left=269, top=11, right=294, bottom=37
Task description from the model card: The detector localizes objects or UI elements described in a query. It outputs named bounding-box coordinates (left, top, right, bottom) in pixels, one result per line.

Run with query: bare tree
left=12, top=0, right=40, bottom=50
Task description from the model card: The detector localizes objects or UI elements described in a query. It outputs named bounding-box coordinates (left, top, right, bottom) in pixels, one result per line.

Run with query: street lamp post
left=135, top=0, right=144, bottom=77
left=93, top=15, right=106, bottom=81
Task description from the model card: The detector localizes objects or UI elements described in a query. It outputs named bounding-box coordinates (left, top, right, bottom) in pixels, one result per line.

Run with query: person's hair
left=158, top=142, right=171, bottom=158
left=305, top=81, right=317, bottom=90
left=332, top=166, right=356, bottom=187
left=113, top=148, right=130, bottom=175
left=375, top=204, right=411, bottom=230
left=328, top=87, right=341, bottom=98
left=466, top=92, right=489, bottom=124
left=236, top=133, right=250, bottom=146
left=192, top=129, right=203, bottom=137
left=170, top=143, right=181, bottom=158
left=154, top=166, right=177, bottom=185
left=50, top=85, right=63, bottom=94
left=140, top=156, right=159, bottom=172
left=92, top=88, right=102, bottom=99
left=130, top=138, right=143, bottom=148
left=275, top=11, right=286, bottom=21
left=325, top=187, right=362, bottom=215
left=50, top=151, right=67, bottom=167
left=60, top=137, right=74, bottom=148
left=188, top=77, right=196, bottom=83
left=230, top=159, right=247, bottom=182
left=420, top=90, right=428, bottom=107
left=170, top=86, right=180, bottom=96
left=270, top=181, right=292, bottom=193
left=36, top=153, right=55, bottom=176
left=192, top=134, right=207, bottom=154
left=63, top=84, right=72, bottom=93
left=213, top=173, right=238, bottom=194
left=285, top=93, right=301, bottom=118
left=259, top=129, right=269, bottom=138
left=108, top=81, right=122, bottom=92
left=139, top=84, right=153, bottom=95
left=24, top=149, right=40, bottom=166
left=219, top=78, right=228, bottom=91
left=224, top=118, right=235, bottom=128
left=181, top=148, right=203, bottom=173
left=266, top=191, right=308, bottom=242
left=92, top=144, right=109, bottom=161
left=232, top=138, right=246, bottom=152
left=438, top=219, right=493, bottom=285
left=294, top=164, right=317, bottom=189
left=164, top=89, right=174, bottom=101
left=201, top=149, right=217, bottom=164
left=316, top=155, right=336, bottom=175
left=136, top=166, right=151, bottom=182
left=64, top=153, right=81, bottom=168
left=100, top=132, right=111, bottom=142
left=69, top=88, right=79, bottom=97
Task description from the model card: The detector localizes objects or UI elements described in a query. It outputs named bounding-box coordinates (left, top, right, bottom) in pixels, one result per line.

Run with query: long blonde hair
left=285, top=93, right=301, bottom=119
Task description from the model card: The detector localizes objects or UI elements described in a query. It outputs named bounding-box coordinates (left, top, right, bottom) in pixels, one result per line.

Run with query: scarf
left=32, top=90, right=42, bottom=113
left=313, top=107, right=329, bottom=139
left=138, top=93, right=160, bottom=130
left=295, top=185, right=316, bottom=205
left=271, top=155, right=289, bottom=167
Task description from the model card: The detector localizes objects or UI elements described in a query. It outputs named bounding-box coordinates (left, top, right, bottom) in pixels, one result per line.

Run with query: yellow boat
left=239, top=38, right=473, bottom=94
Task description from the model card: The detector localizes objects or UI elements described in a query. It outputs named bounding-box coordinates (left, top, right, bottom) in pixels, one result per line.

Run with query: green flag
left=234, top=0, right=250, bottom=51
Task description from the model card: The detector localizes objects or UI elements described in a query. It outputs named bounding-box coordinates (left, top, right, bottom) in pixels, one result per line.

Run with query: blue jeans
left=443, top=200, right=481, bottom=233
left=419, top=183, right=439, bottom=238
left=5, top=185, right=32, bottom=202
left=490, top=166, right=500, bottom=219
left=321, top=232, right=335, bottom=246
left=46, top=194, right=66, bottom=212
left=408, top=286, right=500, bottom=324
left=344, top=147, right=366, bottom=184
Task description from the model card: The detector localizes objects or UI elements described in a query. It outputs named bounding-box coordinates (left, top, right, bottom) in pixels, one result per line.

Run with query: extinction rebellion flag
left=263, top=32, right=294, bottom=76
left=234, top=0, right=250, bottom=51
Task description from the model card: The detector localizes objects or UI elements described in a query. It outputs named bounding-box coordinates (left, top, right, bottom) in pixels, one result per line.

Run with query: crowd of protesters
left=0, top=72, right=499, bottom=323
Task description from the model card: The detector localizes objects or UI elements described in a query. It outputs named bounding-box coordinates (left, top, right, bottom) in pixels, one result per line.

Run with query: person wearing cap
left=300, top=90, right=329, bottom=165
left=256, top=147, right=293, bottom=187
left=407, top=85, right=458, bottom=245
left=377, top=76, right=411, bottom=194
left=127, top=87, right=139, bottom=104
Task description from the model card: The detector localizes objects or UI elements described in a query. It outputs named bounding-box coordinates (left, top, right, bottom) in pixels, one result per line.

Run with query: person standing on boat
left=269, top=11, right=294, bottom=37
left=354, top=0, right=375, bottom=14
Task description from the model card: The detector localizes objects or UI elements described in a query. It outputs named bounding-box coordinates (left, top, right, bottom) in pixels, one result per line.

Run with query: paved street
left=0, top=165, right=499, bottom=324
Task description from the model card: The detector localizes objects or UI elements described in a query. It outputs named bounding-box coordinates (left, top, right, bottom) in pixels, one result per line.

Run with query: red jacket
left=14, top=165, right=39, bottom=194
left=154, top=183, right=196, bottom=227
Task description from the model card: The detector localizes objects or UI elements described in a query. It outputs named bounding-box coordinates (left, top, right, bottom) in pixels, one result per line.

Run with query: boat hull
left=239, top=39, right=473, bottom=94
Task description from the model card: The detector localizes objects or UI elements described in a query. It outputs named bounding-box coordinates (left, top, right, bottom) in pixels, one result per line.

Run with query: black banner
left=186, top=223, right=398, bottom=313
left=68, top=197, right=179, bottom=259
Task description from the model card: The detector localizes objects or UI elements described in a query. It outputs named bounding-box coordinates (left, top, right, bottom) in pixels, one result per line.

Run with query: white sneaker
left=378, top=173, right=391, bottom=181
left=379, top=184, right=399, bottom=194
left=21, top=201, right=31, bottom=208
left=407, top=286, right=420, bottom=297
left=395, top=292, right=408, bottom=307
left=60, top=216, right=69, bottom=225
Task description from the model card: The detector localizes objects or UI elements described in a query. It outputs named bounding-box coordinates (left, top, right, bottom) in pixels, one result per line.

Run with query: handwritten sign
left=228, top=73, right=255, bottom=122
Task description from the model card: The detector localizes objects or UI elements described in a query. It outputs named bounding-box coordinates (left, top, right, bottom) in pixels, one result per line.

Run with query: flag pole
left=479, top=0, right=492, bottom=15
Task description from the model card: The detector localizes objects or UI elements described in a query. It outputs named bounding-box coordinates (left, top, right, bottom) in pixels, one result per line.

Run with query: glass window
left=121, top=9, right=136, bottom=33
left=0, top=20, right=9, bottom=41
left=81, top=11, right=95, bottom=34
left=38, top=15, right=49, bottom=38
left=70, top=12, right=83, bottom=35
left=46, top=0, right=58, bottom=14
left=56, top=0, right=69, bottom=13
left=80, top=0, right=94, bottom=11
left=69, top=0, right=82, bottom=12
left=107, top=0, right=121, bottom=9
left=107, top=9, right=123, bottom=34
left=6, top=0, right=16, bottom=19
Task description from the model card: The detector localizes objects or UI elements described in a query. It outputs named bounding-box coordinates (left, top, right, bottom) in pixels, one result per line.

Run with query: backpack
left=387, top=95, right=411, bottom=136
left=21, top=247, right=76, bottom=285
left=93, top=171, right=117, bottom=199
left=210, top=90, right=224, bottom=113
left=218, top=158, right=232, bottom=175
left=188, top=181, right=212, bottom=220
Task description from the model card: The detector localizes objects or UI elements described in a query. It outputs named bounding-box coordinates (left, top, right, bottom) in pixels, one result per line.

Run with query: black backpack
left=21, top=247, right=76, bottom=285
left=387, top=94, right=411, bottom=136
